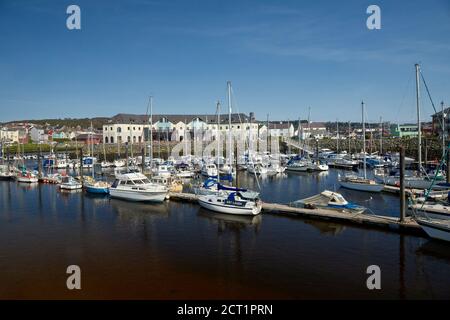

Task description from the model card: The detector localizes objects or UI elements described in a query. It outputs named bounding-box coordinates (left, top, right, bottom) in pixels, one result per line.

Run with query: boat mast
left=227, top=81, right=232, bottom=167
left=362, top=101, right=367, bottom=179
left=336, top=120, right=339, bottom=153
left=415, top=63, right=422, bottom=174
left=149, top=96, right=153, bottom=166
left=216, top=101, right=221, bottom=182
left=379, top=116, right=383, bottom=155
left=441, top=101, right=445, bottom=159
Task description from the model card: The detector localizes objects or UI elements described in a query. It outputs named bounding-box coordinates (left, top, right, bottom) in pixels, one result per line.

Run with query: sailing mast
left=216, top=101, right=221, bottom=182
left=227, top=81, right=232, bottom=168
left=149, top=96, right=153, bottom=166
left=362, top=101, right=367, bottom=179
left=415, top=63, right=422, bottom=174
left=441, top=101, right=445, bottom=159
left=379, top=116, right=383, bottom=155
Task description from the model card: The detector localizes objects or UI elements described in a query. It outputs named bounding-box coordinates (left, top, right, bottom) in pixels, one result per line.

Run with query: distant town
left=1, top=108, right=448, bottom=147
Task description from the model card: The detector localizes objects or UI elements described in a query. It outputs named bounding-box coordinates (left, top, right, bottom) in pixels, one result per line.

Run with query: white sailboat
left=338, top=101, right=384, bottom=192
left=198, top=100, right=262, bottom=216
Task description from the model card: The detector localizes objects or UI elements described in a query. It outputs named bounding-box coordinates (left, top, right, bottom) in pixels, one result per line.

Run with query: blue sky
left=0, top=0, right=449, bottom=123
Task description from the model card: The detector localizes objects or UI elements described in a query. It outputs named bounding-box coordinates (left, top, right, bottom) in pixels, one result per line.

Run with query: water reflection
left=198, top=208, right=262, bottom=234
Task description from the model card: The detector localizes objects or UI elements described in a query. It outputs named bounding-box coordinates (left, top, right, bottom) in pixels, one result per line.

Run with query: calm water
left=0, top=168, right=449, bottom=299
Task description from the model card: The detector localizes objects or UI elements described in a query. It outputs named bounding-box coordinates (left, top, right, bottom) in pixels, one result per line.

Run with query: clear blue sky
left=0, top=0, right=449, bottom=123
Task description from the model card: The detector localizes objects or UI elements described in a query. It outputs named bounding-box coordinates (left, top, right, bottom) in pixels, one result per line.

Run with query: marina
left=1, top=0, right=450, bottom=304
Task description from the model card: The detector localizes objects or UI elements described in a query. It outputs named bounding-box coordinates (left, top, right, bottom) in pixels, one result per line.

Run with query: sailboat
left=14, top=142, right=38, bottom=183
left=83, top=122, right=110, bottom=194
left=0, top=142, right=13, bottom=180
left=338, top=101, right=384, bottom=192
left=197, top=100, right=262, bottom=216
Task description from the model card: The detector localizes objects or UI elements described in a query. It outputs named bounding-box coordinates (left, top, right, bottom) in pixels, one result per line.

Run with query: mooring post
left=400, top=146, right=406, bottom=222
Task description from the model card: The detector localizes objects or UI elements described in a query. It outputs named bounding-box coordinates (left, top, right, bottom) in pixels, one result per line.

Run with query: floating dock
left=169, top=192, right=425, bottom=236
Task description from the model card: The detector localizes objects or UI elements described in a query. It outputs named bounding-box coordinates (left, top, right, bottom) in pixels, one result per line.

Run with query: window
left=133, top=136, right=136, bottom=143
left=133, top=127, right=136, bottom=130
left=127, top=136, right=131, bottom=143
left=110, top=127, right=113, bottom=131
left=110, top=137, right=114, bottom=144
left=105, top=137, right=109, bottom=143
left=138, top=136, right=142, bottom=143
left=105, top=127, right=107, bottom=131
left=117, top=127, right=122, bottom=133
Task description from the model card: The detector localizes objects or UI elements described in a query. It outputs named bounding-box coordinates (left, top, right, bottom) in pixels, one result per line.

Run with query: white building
left=0, top=129, right=19, bottom=143
left=30, top=127, right=46, bottom=142
left=260, top=122, right=295, bottom=138
left=102, top=113, right=260, bottom=144
left=295, top=122, right=328, bottom=139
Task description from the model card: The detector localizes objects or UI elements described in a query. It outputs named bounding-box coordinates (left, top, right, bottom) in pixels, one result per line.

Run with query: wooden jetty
left=169, top=192, right=425, bottom=236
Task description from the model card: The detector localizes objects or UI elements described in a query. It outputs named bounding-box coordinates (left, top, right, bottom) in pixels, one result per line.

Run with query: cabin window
left=126, top=181, right=134, bottom=185
left=119, top=181, right=126, bottom=185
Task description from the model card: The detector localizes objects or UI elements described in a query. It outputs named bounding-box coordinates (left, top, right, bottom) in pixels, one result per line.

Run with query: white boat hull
left=339, top=181, right=384, bottom=192
left=60, top=184, right=82, bottom=190
left=109, top=188, right=167, bottom=202
left=198, top=197, right=261, bottom=215
left=16, top=176, right=38, bottom=183
left=416, top=219, right=450, bottom=242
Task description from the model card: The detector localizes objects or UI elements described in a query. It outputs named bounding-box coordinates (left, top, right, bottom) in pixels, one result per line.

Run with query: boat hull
left=109, top=188, right=167, bottom=202
left=198, top=197, right=261, bottom=215
left=416, top=219, right=450, bottom=242
left=16, top=177, right=38, bottom=183
left=339, top=181, right=384, bottom=192
left=85, top=186, right=109, bottom=194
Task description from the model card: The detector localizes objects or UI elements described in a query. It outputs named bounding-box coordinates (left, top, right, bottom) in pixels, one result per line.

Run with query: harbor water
left=1, top=168, right=449, bottom=299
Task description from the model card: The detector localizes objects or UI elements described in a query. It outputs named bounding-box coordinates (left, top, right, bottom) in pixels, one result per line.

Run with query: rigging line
left=395, top=72, right=414, bottom=125
left=420, top=71, right=441, bottom=132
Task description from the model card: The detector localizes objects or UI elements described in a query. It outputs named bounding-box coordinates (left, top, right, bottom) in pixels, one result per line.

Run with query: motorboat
left=291, top=190, right=366, bottom=214
left=201, top=163, right=218, bottom=177
left=154, top=164, right=172, bottom=178
left=59, top=176, right=82, bottom=190
left=307, top=160, right=329, bottom=172
left=114, top=159, right=126, bottom=168
left=109, top=171, right=168, bottom=202
left=285, top=159, right=309, bottom=172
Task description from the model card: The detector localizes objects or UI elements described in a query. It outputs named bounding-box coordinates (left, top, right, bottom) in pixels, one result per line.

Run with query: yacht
left=59, top=176, right=83, bottom=190
left=15, top=170, right=38, bottom=183
left=0, top=164, right=14, bottom=180
left=201, top=163, right=218, bottom=177
left=198, top=185, right=262, bottom=216
left=109, top=171, right=168, bottom=202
